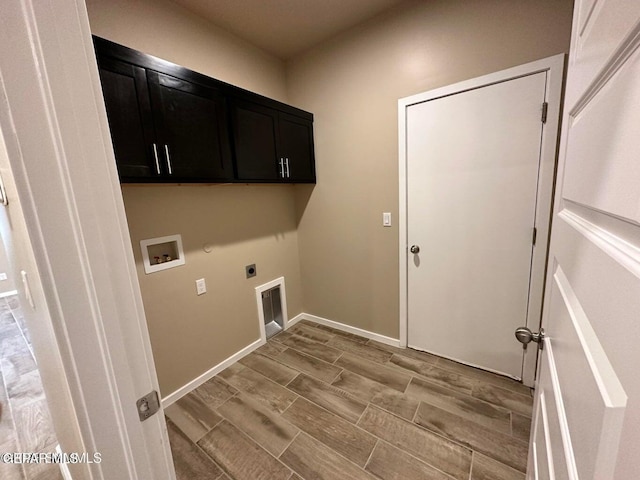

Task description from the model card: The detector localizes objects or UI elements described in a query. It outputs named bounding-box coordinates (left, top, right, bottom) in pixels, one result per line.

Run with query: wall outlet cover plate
left=246, top=264, right=257, bottom=278
left=196, top=278, right=206, bottom=295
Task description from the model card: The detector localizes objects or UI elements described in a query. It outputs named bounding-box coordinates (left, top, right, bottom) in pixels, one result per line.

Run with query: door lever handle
left=515, top=327, right=545, bottom=349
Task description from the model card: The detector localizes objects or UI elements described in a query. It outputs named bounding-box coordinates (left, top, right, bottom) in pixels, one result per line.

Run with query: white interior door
left=406, top=71, right=547, bottom=380
left=528, top=0, right=640, bottom=477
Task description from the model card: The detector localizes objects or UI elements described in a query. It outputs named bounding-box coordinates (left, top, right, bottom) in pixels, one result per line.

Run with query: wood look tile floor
left=0, top=296, right=61, bottom=480
left=166, top=321, right=533, bottom=480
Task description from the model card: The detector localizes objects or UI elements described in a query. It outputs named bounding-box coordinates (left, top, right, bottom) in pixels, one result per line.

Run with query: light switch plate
left=383, top=212, right=392, bottom=227
left=196, top=278, right=206, bottom=295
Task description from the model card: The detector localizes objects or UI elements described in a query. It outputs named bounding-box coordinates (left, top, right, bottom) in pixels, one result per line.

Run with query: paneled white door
left=405, top=70, right=548, bottom=380
left=527, top=0, right=640, bottom=477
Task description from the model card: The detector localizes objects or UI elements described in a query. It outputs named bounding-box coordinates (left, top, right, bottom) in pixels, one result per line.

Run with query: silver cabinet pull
left=164, top=145, right=172, bottom=175
left=152, top=143, right=161, bottom=175
left=285, top=158, right=290, bottom=178
left=279, top=158, right=285, bottom=178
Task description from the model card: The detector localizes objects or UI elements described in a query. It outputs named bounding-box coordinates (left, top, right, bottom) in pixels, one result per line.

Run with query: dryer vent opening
left=262, top=286, right=283, bottom=338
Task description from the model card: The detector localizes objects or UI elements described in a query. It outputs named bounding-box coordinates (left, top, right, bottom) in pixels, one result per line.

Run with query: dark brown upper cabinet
left=231, top=100, right=315, bottom=183
left=93, top=36, right=315, bottom=184
left=278, top=112, right=315, bottom=182
left=146, top=72, right=232, bottom=181
left=96, top=56, right=156, bottom=180
left=96, top=40, right=232, bottom=183
left=231, top=99, right=280, bottom=181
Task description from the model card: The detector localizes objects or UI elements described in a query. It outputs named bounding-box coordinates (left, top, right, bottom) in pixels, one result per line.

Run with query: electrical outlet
left=0, top=272, right=7, bottom=281
left=245, top=264, right=257, bottom=278
left=196, top=278, right=206, bottom=295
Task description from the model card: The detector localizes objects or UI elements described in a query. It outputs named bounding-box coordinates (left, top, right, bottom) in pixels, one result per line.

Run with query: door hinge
left=532, top=227, right=537, bottom=246
left=0, top=171, right=8, bottom=206
left=136, top=390, right=160, bottom=422
left=541, top=102, right=548, bottom=124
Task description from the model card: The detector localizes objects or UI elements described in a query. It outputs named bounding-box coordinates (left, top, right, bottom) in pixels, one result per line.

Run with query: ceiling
left=170, top=0, right=406, bottom=60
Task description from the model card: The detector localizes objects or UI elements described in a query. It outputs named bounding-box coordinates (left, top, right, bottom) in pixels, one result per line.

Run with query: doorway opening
left=0, top=291, right=60, bottom=480
left=398, top=54, right=565, bottom=386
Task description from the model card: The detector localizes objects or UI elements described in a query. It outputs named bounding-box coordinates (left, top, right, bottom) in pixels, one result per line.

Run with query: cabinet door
left=278, top=112, right=315, bottom=183
left=231, top=100, right=281, bottom=181
left=148, top=72, right=233, bottom=182
left=97, top=57, right=158, bottom=180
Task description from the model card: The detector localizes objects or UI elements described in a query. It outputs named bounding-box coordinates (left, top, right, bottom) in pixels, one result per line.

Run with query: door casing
left=398, top=55, right=565, bottom=386
left=0, top=0, right=176, bottom=478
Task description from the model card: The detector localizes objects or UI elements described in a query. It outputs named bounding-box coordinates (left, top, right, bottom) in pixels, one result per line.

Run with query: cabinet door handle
left=152, top=143, right=161, bottom=175
left=279, top=158, right=285, bottom=178
left=285, top=158, right=290, bottom=178
left=164, top=145, right=173, bottom=175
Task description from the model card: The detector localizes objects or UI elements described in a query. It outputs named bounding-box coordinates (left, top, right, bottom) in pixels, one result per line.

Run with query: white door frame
left=398, top=55, right=565, bottom=386
left=0, top=1, right=175, bottom=478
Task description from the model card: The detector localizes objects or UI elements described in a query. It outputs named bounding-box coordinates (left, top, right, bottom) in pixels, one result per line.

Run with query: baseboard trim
left=161, top=337, right=265, bottom=408
left=300, top=313, right=400, bottom=347
left=0, top=290, right=17, bottom=299
left=161, top=311, right=399, bottom=407
left=286, top=312, right=305, bottom=328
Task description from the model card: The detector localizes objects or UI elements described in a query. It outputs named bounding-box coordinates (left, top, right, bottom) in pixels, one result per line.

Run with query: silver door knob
left=410, top=245, right=420, bottom=254
left=515, top=327, right=544, bottom=345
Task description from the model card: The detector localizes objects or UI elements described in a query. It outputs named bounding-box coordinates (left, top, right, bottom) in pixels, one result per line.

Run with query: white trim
left=569, top=20, right=640, bottom=118
left=398, top=95, right=408, bottom=348
left=539, top=392, right=556, bottom=480
left=0, top=1, right=175, bottom=478
left=287, top=312, right=305, bottom=328
left=559, top=208, right=640, bottom=279
left=0, top=289, right=17, bottom=299
left=161, top=337, right=264, bottom=408
left=522, top=53, right=566, bottom=387
left=160, top=311, right=398, bottom=408
left=301, top=313, right=400, bottom=347
left=545, top=342, right=579, bottom=480
left=400, top=55, right=564, bottom=107
left=553, top=267, right=627, bottom=407
left=56, top=444, right=73, bottom=480
left=398, top=54, right=565, bottom=387
left=254, top=276, right=289, bottom=342
left=140, top=234, right=185, bottom=274
left=162, top=277, right=295, bottom=408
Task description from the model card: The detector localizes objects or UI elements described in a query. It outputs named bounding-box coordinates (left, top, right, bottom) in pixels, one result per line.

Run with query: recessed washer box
left=140, top=234, right=185, bottom=274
